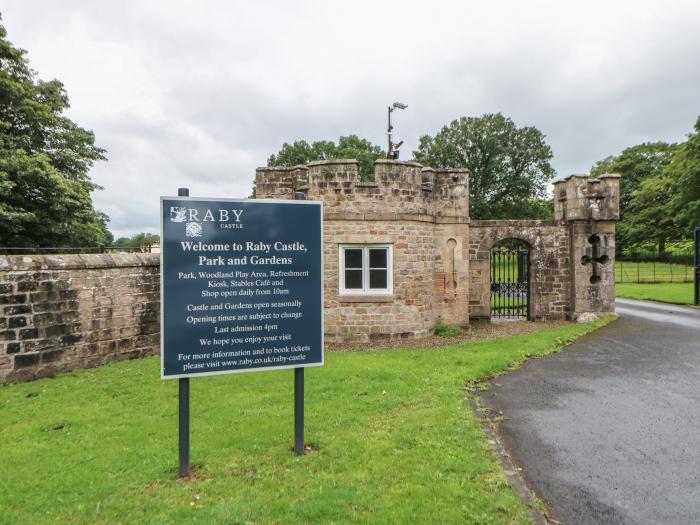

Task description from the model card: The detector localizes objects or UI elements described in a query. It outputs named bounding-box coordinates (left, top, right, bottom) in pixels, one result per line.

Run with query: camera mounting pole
left=386, top=102, right=407, bottom=160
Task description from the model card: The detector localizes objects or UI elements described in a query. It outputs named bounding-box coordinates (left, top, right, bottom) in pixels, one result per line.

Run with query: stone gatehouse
left=0, top=160, right=619, bottom=382
left=255, top=159, right=620, bottom=343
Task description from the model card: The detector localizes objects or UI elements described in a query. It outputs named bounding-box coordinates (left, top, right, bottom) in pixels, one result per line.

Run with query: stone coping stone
left=307, top=159, right=359, bottom=167
left=324, top=211, right=469, bottom=224
left=256, top=165, right=308, bottom=172
left=553, top=173, right=621, bottom=183
left=256, top=159, right=473, bottom=175
left=435, top=167, right=470, bottom=174
left=374, top=159, right=424, bottom=168
left=0, top=253, right=159, bottom=271
left=471, top=220, right=561, bottom=227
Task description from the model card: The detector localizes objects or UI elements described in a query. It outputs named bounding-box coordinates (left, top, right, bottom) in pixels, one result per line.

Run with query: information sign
left=160, top=197, right=323, bottom=379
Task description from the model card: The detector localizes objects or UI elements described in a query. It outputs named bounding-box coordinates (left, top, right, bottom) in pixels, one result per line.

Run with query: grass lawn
left=616, top=282, right=696, bottom=305
left=0, top=320, right=610, bottom=525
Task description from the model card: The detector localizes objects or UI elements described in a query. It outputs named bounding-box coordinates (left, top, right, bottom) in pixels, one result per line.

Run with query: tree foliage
left=267, top=135, right=385, bottom=181
left=590, top=142, right=678, bottom=252
left=413, top=113, right=555, bottom=219
left=591, top=119, right=700, bottom=253
left=590, top=142, right=677, bottom=216
left=621, top=170, right=680, bottom=253
left=0, top=18, right=110, bottom=247
left=113, top=232, right=159, bottom=251
left=668, top=117, right=700, bottom=234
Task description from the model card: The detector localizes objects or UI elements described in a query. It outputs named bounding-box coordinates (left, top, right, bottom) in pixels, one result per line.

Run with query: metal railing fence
left=616, top=249, right=694, bottom=283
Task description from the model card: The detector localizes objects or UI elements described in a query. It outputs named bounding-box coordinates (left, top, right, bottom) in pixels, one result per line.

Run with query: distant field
left=616, top=282, right=696, bottom=305
left=615, top=261, right=694, bottom=283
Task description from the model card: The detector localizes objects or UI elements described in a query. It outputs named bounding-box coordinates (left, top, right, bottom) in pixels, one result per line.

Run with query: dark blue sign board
left=160, top=197, right=323, bottom=379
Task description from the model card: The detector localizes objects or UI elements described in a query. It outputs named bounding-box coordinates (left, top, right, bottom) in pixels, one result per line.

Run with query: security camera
left=452, top=175, right=460, bottom=182
left=392, top=102, right=408, bottom=110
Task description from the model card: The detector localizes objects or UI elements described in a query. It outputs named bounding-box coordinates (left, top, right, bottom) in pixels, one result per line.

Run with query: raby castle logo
left=170, top=206, right=244, bottom=237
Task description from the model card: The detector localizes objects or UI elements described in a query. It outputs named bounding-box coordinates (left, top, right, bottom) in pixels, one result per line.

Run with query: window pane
left=344, top=249, right=362, bottom=269
left=345, top=269, right=363, bottom=289
left=369, top=269, right=387, bottom=289
left=369, top=248, right=387, bottom=268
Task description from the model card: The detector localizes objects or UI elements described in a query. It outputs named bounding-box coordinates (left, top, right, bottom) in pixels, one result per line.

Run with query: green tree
left=413, top=113, right=555, bottom=219
left=621, top=171, right=681, bottom=253
left=590, top=142, right=677, bottom=239
left=113, top=232, right=160, bottom=251
left=0, top=18, right=110, bottom=247
left=267, top=135, right=385, bottom=181
left=590, top=142, right=678, bottom=253
left=668, top=117, right=700, bottom=234
left=599, top=120, right=700, bottom=253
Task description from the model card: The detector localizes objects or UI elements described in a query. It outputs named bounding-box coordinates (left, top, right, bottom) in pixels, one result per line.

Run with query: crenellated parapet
left=553, top=173, right=621, bottom=222
left=432, top=168, right=470, bottom=221
left=255, top=159, right=470, bottom=222
left=254, top=165, right=308, bottom=198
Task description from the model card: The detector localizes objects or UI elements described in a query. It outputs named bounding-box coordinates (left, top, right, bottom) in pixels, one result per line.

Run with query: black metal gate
left=490, top=242, right=530, bottom=320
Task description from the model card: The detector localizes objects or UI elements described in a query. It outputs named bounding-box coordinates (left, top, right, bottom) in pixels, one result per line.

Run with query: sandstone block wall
left=256, top=159, right=471, bottom=343
left=469, top=221, right=571, bottom=319
left=256, top=160, right=620, bottom=338
left=322, top=220, right=437, bottom=342
left=1, top=163, right=621, bottom=382
left=0, top=254, right=160, bottom=383
left=554, top=174, right=620, bottom=317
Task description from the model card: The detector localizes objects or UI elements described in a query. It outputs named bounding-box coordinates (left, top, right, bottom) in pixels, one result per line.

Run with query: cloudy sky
left=3, top=1, right=699, bottom=237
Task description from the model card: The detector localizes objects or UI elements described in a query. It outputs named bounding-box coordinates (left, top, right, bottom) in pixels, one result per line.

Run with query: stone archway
left=469, top=220, right=572, bottom=321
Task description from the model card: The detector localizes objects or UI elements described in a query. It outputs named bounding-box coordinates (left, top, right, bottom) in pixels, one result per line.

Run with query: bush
left=434, top=323, right=461, bottom=337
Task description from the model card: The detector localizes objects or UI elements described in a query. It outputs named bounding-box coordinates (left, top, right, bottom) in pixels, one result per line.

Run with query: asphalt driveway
left=478, top=298, right=700, bottom=524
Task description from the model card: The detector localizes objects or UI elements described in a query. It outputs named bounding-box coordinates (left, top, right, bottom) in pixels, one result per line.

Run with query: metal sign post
left=177, top=187, right=190, bottom=478
left=160, top=192, right=323, bottom=476
left=293, top=191, right=306, bottom=455
left=694, top=224, right=699, bottom=306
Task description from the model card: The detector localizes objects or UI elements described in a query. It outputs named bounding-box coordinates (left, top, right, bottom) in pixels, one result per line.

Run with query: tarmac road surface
left=478, top=298, right=700, bottom=524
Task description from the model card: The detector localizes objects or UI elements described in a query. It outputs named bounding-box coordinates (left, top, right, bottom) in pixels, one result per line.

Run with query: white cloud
left=3, top=0, right=699, bottom=237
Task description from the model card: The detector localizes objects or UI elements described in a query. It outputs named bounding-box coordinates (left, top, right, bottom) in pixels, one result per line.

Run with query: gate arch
left=490, top=238, right=531, bottom=320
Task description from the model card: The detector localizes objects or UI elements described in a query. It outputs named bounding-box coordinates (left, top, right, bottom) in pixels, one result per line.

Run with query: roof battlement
left=255, top=159, right=470, bottom=222
left=553, top=173, right=621, bottom=222
left=255, top=160, right=620, bottom=224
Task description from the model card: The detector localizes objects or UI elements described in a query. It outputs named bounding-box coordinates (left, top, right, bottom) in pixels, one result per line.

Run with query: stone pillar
left=431, top=168, right=471, bottom=326
left=554, top=173, right=621, bottom=318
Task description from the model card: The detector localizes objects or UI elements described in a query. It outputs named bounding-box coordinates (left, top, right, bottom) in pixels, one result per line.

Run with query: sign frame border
left=159, top=196, right=325, bottom=380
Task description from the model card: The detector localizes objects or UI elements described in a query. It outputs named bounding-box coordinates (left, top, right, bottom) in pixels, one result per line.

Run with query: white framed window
left=339, top=244, right=393, bottom=295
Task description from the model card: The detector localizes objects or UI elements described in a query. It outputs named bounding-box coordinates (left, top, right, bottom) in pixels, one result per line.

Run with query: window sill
left=338, top=294, right=395, bottom=303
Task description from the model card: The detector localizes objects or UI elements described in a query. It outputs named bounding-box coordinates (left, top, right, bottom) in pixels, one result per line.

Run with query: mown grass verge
left=0, top=319, right=611, bottom=525
left=616, top=282, right=696, bottom=305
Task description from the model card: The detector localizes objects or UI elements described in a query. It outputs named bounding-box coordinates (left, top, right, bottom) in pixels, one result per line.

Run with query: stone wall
left=0, top=254, right=160, bottom=383
left=256, top=160, right=471, bottom=343
left=256, top=160, right=620, bottom=338
left=0, top=163, right=620, bottom=382
left=322, top=220, right=438, bottom=342
left=468, top=173, right=620, bottom=320
left=469, top=221, right=571, bottom=319
left=554, top=174, right=620, bottom=317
